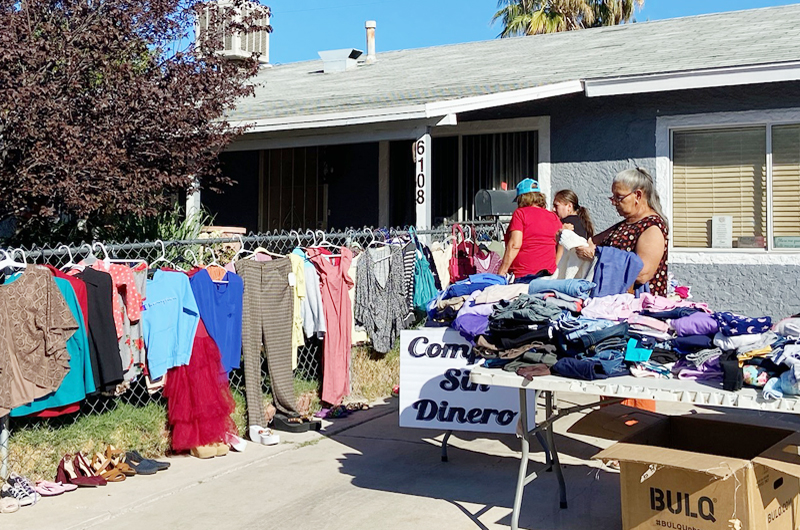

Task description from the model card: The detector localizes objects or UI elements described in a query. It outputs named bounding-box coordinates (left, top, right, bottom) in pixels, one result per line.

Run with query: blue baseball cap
left=515, top=178, right=541, bottom=199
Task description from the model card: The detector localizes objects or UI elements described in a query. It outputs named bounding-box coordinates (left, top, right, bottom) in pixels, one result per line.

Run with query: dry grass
left=7, top=401, right=170, bottom=482
left=349, top=342, right=400, bottom=403
left=8, top=351, right=395, bottom=480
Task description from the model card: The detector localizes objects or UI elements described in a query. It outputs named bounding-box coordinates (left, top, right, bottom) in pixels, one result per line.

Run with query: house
left=204, top=4, right=800, bottom=317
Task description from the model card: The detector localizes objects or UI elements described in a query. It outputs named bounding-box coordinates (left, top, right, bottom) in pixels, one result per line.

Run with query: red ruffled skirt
left=164, top=318, right=237, bottom=451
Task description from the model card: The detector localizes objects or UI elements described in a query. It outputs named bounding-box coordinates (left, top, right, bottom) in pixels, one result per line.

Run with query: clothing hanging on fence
left=164, top=318, right=236, bottom=452
left=120, top=263, right=147, bottom=382
left=292, top=248, right=327, bottom=340
left=347, top=252, right=369, bottom=346
left=400, top=240, right=416, bottom=323
left=0, top=266, right=76, bottom=416
left=189, top=268, right=244, bottom=374
left=287, top=253, right=307, bottom=369
left=473, top=247, right=502, bottom=275
left=236, top=258, right=298, bottom=426
left=307, top=247, right=354, bottom=406
left=74, top=267, right=124, bottom=393
left=11, top=277, right=94, bottom=417
left=355, top=245, right=406, bottom=354
left=429, top=240, right=452, bottom=289
left=141, top=270, right=200, bottom=380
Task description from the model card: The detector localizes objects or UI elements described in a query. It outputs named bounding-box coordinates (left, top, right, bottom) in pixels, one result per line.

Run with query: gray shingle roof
left=228, top=4, right=800, bottom=123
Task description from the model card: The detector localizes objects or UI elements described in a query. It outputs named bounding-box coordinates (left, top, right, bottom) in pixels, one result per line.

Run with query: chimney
left=365, top=20, right=376, bottom=64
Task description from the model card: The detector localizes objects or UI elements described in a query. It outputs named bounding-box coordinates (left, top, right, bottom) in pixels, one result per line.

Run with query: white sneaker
left=260, top=429, right=280, bottom=446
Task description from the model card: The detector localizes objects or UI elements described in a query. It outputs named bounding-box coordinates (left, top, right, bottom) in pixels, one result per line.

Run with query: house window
left=671, top=124, right=800, bottom=250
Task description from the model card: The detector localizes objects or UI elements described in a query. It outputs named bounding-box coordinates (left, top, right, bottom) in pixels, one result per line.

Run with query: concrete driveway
left=4, top=396, right=670, bottom=530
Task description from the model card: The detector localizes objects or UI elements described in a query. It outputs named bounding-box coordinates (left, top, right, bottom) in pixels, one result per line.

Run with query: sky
left=262, top=0, right=800, bottom=65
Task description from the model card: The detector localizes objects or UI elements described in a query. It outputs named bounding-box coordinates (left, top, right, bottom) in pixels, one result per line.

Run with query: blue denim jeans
left=528, top=279, right=596, bottom=299
left=578, top=322, right=629, bottom=350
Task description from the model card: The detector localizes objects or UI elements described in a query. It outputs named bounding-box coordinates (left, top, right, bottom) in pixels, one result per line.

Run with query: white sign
left=711, top=215, right=733, bottom=248
left=399, top=328, right=535, bottom=434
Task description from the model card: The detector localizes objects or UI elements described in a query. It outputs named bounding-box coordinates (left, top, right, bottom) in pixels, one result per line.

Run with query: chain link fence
left=2, top=221, right=499, bottom=475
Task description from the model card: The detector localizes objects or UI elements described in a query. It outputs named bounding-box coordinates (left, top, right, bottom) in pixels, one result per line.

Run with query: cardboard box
left=592, top=409, right=800, bottom=530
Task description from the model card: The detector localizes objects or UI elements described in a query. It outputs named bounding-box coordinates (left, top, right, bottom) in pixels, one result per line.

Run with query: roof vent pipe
left=365, top=20, right=376, bottom=64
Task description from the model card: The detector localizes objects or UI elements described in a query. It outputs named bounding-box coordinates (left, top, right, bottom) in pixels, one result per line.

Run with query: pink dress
left=307, top=247, right=353, bottom=406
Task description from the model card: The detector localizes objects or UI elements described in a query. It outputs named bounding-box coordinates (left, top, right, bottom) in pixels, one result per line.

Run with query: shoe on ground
left=248, top=425, right=266, bottom=442
left=213, top=442, right=229, bottom=457
left=190, top=445, right=217, bottom=459
left=0, top=496, right=19, bottom=513
left=225, top=433, right=247, bottom=452
left=260, top=429, right=280, bottom=446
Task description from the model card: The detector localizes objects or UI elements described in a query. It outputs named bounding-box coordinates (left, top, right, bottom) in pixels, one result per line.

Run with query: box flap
left=594, top=443, right=749, bottom=478
left=753, top=432, right=800, bottom=479
left=568, top=404, right=665, bottom=441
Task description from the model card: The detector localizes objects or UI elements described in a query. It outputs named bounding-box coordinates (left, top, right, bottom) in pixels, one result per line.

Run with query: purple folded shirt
left=672, top=357, right=723, bottom=382
left=673, top=312, right=719, bottom=337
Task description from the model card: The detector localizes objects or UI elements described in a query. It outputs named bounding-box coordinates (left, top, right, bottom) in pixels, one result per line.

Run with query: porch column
left=378, top=140, right=390, bottom=227
left=414, top=128, right=432, bottom=230
left=186, top=178, right=201, bottom=219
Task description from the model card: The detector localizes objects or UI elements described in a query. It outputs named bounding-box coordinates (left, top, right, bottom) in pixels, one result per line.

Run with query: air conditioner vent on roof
left=196, top=0, right=271, bottom=65
left=318, top=49, right=363, bottom=74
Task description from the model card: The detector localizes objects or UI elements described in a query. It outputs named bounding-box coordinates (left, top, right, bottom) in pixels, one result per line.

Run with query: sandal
left=33, top=481, right=65, bottom=496
left=105, top=447, right=137, bottom=476
left=0, top=496, right=19, bottom=513
left=100, top=468, right=126, bottom=483
left=74, top=453, right=107, bottom=486
left=271, top=413, right=311, bottom=433
left=56, top=454, right=102, bottom=488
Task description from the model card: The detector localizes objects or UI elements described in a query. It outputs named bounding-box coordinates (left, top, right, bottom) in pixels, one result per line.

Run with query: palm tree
left=492, top=0, right=644, bottom=37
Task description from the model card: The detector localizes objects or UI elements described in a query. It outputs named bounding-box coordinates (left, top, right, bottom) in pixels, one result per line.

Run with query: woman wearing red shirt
left=497, top=178, right=562, bottom=279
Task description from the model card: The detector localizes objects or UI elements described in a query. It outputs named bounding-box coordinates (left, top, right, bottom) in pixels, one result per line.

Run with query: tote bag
left=410, top=227, right=438, bottom=312
left=448, top=223, right=476, bottom=282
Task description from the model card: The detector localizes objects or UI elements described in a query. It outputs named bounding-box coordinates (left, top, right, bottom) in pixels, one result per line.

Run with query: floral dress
left=602, top=215, right=669, bottom=297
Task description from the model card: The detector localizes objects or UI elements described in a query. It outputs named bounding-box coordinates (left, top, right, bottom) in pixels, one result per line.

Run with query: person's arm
left=633, top=225, right=666, bottom=285
left=575, top=223, right=618, bottom=261
left=497, top=230, right=522, bottom=276
left=555, top=242, right=564, bottom=265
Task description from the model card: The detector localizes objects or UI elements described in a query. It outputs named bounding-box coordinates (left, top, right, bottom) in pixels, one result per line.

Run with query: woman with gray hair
left=576, top=167, right=669, bottom=296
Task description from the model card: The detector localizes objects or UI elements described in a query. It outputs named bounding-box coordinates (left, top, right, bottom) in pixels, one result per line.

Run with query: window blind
left=672, top=127, right=767, bottom=248
left=772, top=125, right=800, bottom=243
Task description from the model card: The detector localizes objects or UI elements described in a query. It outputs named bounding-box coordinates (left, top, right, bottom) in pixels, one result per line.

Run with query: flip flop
left=55, top=481, right=78, bottom=493
left=34, top=481, right=65, bottom=496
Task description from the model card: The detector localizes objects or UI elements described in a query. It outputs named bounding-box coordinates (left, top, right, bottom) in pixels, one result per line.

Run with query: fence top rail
left=13, top=221, right=500, bottom=261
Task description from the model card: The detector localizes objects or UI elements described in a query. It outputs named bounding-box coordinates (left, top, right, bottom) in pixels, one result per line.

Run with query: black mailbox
left=474, top=189, right=517, bottom=217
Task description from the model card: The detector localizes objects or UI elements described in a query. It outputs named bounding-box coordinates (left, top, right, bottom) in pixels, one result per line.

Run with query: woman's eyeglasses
left=608, top=191, right=634, bottom=204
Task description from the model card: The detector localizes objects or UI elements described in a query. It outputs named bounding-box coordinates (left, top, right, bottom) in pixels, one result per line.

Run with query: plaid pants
left=235, top=259, right=298, bottom=426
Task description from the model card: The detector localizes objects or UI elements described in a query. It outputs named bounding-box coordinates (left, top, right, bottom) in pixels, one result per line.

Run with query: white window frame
left=656, top=108, right=800, bottom=266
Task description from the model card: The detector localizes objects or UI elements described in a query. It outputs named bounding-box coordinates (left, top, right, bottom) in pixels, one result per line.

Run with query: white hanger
left=231, top=235, right=249, bottom=262
left=150, top=240, right=178, bottom=269
left=204, top=247, right=229, bottom=283
left=0, top=248, right=27, bottom=271
left=184, top=248, right=200, bottom=267
left=93, top=242, right=111, bottom=268
left=59, top=245, right=76, bottom=271
left=289, top=230, right=302, bottom=249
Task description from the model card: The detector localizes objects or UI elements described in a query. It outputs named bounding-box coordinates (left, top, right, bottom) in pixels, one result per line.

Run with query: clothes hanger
left=0, top=248, right=27, bottom=271
left=231, top=235, right=250, bottom=262
left=149, top=240, right=178, bottom=269
left=288, top=230, right=302, bottom=250
left=58, top=244, right=76, bottom=271
left=93, top=242, right=112, bottom=268
left=204, top=247, right=229, bottom=283
left=182, top=248, right=200, bottom=267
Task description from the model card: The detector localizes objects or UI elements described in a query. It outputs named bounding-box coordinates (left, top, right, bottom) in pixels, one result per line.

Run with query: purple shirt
left=673, top=312, right=719, bottom=337
left=452, top=293, right=495, bottom=343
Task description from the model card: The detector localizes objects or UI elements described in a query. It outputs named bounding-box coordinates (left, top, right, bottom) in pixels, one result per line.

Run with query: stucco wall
left=468, top=82, right=800, bottom=317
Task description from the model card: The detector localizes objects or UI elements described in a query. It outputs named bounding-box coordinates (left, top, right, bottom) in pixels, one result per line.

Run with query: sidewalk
left=10, top=395, right=796, bottom=530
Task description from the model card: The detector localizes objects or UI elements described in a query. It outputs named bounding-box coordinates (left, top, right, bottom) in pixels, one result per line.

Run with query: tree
left=492, top=0, right=644, bottom=38
left=0, top=0, right=269, bottom=242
